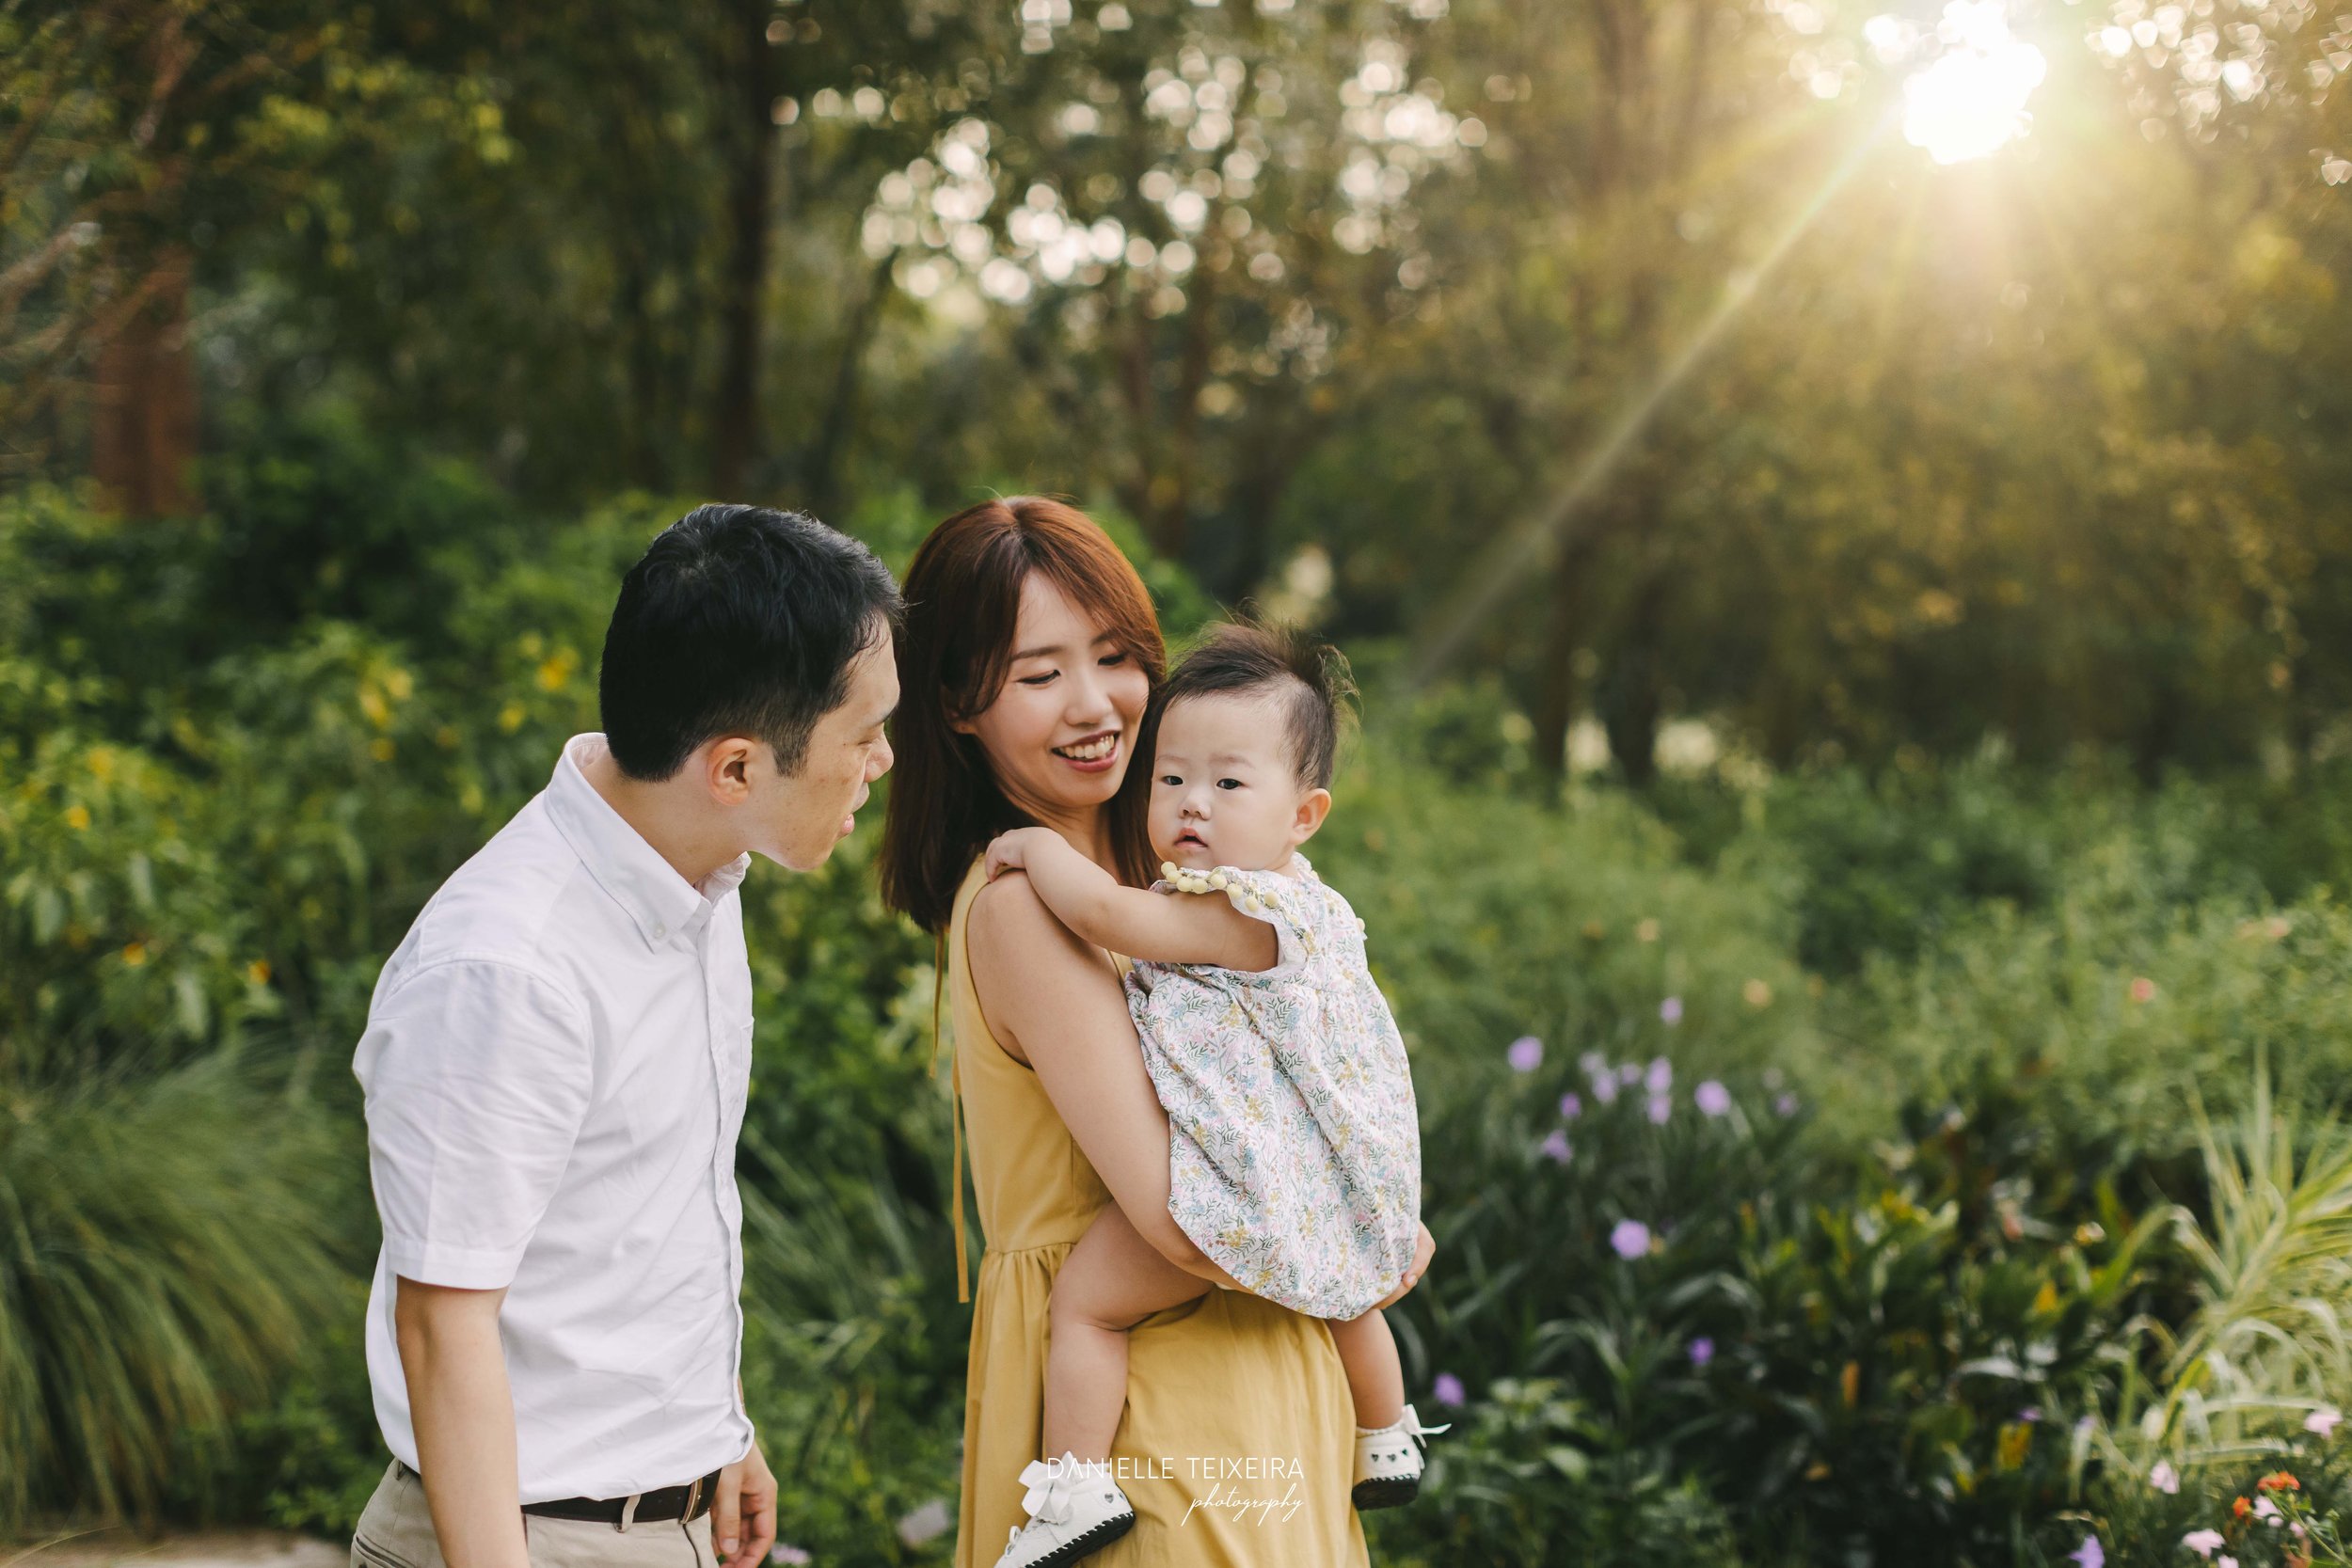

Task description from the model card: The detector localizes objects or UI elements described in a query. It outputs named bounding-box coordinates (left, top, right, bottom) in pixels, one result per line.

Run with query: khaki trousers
left=351, top=1463, right=717, bottom=1568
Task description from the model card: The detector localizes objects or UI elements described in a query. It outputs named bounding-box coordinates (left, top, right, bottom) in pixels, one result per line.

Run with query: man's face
left=751, top=629, right=899, bottom=872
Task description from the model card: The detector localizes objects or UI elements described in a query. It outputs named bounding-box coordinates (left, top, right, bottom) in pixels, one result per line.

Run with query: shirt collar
left=544, top=734, right=753, bottom=949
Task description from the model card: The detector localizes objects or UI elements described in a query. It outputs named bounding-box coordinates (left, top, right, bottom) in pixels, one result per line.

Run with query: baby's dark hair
left=1154, top=618, right=1358, bottom=790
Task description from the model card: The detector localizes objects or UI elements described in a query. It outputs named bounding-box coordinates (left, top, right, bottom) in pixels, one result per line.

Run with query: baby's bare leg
left=1327, top=1307, right=1405, bottom=1430
left=1043, top=1202, right=1213, bottom=1463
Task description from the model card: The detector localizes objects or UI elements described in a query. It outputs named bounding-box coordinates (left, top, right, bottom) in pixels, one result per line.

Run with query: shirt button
left=652, top=923, right=668, bottom=940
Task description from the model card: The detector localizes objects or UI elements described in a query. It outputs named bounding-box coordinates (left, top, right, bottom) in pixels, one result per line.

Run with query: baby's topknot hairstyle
left=1152, top=615, right=1358, bottom=790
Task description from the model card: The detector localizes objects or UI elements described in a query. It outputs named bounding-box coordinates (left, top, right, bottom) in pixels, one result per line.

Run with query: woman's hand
left=984, top=826, right=1058, bottom=881
left=1373, top=1224, right=1437, bottom=1309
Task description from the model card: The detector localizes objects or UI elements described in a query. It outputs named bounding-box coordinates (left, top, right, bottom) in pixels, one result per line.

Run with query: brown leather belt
left=396, top=1461, right=723, bottom=1526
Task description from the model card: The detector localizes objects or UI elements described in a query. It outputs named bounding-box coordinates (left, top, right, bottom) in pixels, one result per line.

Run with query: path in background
left=4, top=1534, right=342, bottom=1568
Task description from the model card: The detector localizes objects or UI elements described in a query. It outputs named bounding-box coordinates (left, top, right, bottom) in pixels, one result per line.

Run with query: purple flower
left=1646, top=1094, right=1672, bottom=1125
left=1433, top=1372, right=1467, bottom=1407
left=1689, top=1337, right=1714, bottom=1368
left=1645, top=1056, right=1674, bottom=1094
left=1591, top=1072, right=1619, bottom=1104
left=1617, top=1062, right=1643, bottom=1085
left=1579, top=1050, right=1607, bottom=1076
left=1559, top=1091, right=1582, bottom=1119
left=1539, top=1130, right=1573, bottom=1164
left=2017, top=1406, right=2042, bottom=1423
left=771, top=1549, right=812, bottom=1567
left=896, top=1498, right=951, bottom=1547
left=1610, top=1219, right=1652, bottom=1259
left=1660, top=996, right=1684, bottom=1025
left=1507, top=1035, right=1544, bottom=1073
left=2067, top=1536, right=2104, bottom=1568
left=1695, top=1080, right=1732, bottom=1117
left=2150, top=1460, right=2180, bottom=1494
left=1774, top=1092, right=1801, bottom=1117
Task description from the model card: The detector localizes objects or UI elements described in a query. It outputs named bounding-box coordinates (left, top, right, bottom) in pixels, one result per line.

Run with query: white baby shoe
left=1351, top=1403, right=1451, bottom=1511
left=994, top=1452, right=1136, bottom=1568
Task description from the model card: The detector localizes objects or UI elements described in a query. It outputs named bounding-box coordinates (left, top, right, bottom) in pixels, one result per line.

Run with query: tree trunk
left=1532, top=527, right=1603, bottom=789
left=804, top=255, right=896, bottom=522
left=1598, top=557, right=1671, bottom=787
left=91, top=261, right=198, bottom=518
left=709, top=0, right=774, bottom=498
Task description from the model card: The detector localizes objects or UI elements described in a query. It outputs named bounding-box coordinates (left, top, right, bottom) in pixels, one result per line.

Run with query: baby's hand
left=984, top=827, right=1055, bottom=881
left=1374, top=1224, right=1437, bottom=1309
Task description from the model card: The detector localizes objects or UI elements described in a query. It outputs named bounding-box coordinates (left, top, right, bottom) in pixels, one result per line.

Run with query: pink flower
left=1775, top=1092, right=1801, bottom=1117
left=1434, top=1372, right=1467, bottom=1407
left=770, top=1549, right=812, bottom=1566
left=1689, top=1337, right=1714, bottom=1367
left=2181, top=1529, right=2225, bottom=1559
left=2067, top=1536, right=2103, bottom=1568
left=1539, top=1130, right=1573, bottom=1164
left=1695, top=1080, right=1732, bottom=1117
left=1646, top=1094, right=1673, bottom=1124
left=1660, top=996, right=1684, bottom=1025
left=1645, top=1057, right=1674, bottom=1093
left=1617, top=1062, right=1643, bottom=1085
left=1611, top=1219, right=1653, bottom=1259
left=1590, top=1072, right=1619, bottom=1104
left=2305, top=1406, right=2343, bottom=1438
left=1508, top=1036, right=1544, bottom=1072
left=2129, top=975, right=2156, bottom=1004
left=1560, top=1091, right=1582, bottom=1119
left=2150, top=1460, right=2180, bottom=1495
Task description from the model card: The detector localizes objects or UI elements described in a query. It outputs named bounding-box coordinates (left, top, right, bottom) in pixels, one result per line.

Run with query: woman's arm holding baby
left=984, top=827, right=1279, bottom=972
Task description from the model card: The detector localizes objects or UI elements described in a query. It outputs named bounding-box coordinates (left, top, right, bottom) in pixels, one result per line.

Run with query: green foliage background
left=9, top=0, right=2352, bottom=1563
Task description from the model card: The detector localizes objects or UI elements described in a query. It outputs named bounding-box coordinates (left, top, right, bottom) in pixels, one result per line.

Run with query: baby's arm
left=983, top=827, right=1279, bottom=972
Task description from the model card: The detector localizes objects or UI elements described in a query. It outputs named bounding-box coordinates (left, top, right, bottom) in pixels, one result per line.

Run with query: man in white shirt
left=351, top=504, right=900, bottom=1568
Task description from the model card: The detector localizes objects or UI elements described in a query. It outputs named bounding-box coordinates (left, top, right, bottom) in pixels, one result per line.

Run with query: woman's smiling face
left=952, top=571, right=1151, bottom=823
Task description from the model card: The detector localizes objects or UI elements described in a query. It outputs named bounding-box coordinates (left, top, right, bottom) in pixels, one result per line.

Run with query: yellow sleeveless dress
left=945, top=858, right=1369, bottom=1568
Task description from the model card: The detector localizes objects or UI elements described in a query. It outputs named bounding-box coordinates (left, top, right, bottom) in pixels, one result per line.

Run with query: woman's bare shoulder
left=967, top=870, right=1095, bottom=974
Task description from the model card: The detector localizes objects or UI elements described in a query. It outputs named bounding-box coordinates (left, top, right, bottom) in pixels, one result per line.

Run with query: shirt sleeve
left=355, top=958, right=594, bottom=1290
left=1162, top=866, right=1314, bottom=985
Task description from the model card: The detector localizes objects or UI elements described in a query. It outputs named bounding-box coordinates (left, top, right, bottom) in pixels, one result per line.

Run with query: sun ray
left=1402, top=111, right=1899, bottom=692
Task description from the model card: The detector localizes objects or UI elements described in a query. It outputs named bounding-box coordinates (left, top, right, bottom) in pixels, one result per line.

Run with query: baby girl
left=982, top=621, right=1442, bottom=1568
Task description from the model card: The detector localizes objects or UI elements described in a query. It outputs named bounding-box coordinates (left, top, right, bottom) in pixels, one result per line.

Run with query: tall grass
left=0, top=1056, right=349, bottom=1528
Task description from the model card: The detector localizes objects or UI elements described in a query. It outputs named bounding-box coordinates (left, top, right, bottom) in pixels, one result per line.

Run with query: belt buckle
left=684, top=1476, right=705, bottom=1522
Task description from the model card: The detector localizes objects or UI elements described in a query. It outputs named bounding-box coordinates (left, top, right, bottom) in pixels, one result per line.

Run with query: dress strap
left=930, top=927, right=971, bottom=1305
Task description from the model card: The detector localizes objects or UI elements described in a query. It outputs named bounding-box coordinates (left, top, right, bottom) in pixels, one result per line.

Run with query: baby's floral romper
left=1125, top=852, right=1422, bottom=1320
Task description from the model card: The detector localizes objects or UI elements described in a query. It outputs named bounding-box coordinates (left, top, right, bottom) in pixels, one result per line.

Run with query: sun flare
left=1901, top=0, right=2049, bottom=164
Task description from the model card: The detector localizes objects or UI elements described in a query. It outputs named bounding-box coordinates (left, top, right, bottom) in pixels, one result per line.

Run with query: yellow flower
left=65, top=804, right=91, bottom=831
left=359, top=688, right=390, bottom=728
left=1839, top=1360, right=1860, bottom=1407
left=499, top=702, right=527, bottom=733
left=247, top=960, right=272, bottom=986
left=122, top=942, right=149, bottom=967
left=1994, top=1421, right=2033, bottom=1471
left=535, top=647, right=580, bottom=690
left=385, top=667, right=415, bottom=700
left=2032, top=1279, right=2059, bottom=1314
left=87, top=746, right=117, bottom=783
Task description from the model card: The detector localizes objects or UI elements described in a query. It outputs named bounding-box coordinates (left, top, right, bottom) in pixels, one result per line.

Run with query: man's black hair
left=598, top=503, right=902, bottom=782
left=1155, top=618, right=1357, bottom=790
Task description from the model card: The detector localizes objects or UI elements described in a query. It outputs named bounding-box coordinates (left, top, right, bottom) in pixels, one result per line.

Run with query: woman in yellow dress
left=880, top=498, right=1415, bottom=1567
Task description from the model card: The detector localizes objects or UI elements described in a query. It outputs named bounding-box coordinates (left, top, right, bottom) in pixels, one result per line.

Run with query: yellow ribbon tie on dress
left=930, top=927, right=970, bottom=1304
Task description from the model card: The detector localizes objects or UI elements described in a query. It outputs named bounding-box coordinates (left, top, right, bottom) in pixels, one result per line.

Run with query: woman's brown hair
left=878, top=498, right=1168, bottom=934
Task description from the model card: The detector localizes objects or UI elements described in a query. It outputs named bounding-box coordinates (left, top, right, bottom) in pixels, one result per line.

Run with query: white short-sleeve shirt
left=355, top=734, right=757, bottom=1501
